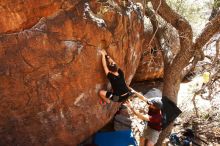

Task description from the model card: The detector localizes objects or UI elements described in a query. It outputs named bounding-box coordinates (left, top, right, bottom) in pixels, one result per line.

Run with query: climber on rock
left=99, top=49, right=134, bottom=104
left=126, top=97, right=163, bottom=146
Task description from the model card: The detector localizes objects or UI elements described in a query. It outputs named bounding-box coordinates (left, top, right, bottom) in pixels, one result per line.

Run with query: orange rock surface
left=133, top=31, right=164, bottom=81
left=0, top=0, right=147, bottom=145
left=0, top=0, right=80, bottom=34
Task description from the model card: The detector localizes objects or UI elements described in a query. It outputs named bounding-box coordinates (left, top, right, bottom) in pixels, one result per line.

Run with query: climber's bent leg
left=99, top=90, right=111, bottom=104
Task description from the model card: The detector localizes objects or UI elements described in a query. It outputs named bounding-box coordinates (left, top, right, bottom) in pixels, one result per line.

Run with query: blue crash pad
left=94, top=130, right=137, bottom=146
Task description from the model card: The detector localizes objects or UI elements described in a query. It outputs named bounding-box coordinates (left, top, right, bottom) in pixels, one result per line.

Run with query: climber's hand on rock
left=100, top=49, right=107, bottom=56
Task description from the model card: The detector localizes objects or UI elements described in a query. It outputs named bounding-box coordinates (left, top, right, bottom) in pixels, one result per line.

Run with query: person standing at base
left=126, top=96, right=163, bottom=146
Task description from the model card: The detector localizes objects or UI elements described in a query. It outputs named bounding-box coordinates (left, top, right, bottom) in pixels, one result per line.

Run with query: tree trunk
left=148, top=1, right=220, bottom=144
left=155, top=66, right=181, bottom=146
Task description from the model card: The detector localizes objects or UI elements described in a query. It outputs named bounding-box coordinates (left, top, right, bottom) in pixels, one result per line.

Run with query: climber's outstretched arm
left=129, top=87, right=149, bottom=104
left=100, top=49, right=109, bottom=75
left=126, top=101, right=150, bottom=121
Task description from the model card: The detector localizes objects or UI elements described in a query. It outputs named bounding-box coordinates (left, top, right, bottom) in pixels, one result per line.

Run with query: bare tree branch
left=193, top=13, right=220, bottom=60
left=213, top=38, right=220, bottom=63
left=150, top=0, right=193, bottom=73
left=192, top=92, right=199, bottom=117
left=145, top=7, right=160, bottom=48
left=151, top=0, right=220, bottom=77
left=209, top=0, right=220, bottom=20
left=181, top=57, right=199, bottom=78
left=145, top=6, right=169, bottom=66
left=182, top=15, right=220, bottom=79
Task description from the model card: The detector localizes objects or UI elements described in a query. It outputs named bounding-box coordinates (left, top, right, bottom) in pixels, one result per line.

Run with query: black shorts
left=106, top=91, right=134, bottom=102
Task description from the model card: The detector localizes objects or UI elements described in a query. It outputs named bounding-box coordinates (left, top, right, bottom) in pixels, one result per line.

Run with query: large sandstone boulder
left=133, top=31, right=164, bottom=81
left=0, top=0, right=80, bottom=34
left=133, top=22, right=181, bottom=82
left=0, top=0, right=145, bottom=145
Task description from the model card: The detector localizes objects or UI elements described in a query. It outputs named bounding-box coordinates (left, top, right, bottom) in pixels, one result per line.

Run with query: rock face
left=133, top=32, right=164, bottom=81
left=0, top=0, right=146, bottom=145
left=0, top=0, right=80, bottom=34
